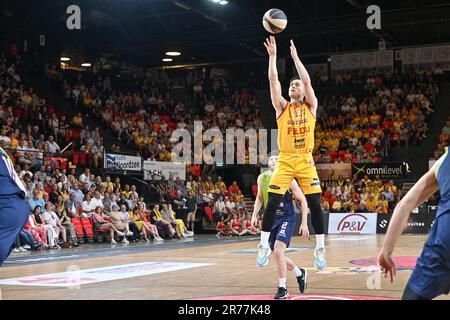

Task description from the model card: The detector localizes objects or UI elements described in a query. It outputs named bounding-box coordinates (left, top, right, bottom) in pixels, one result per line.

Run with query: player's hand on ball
left=377, top=250, right=396, bottom=283
left=263, top=36, right=277, bottom=56
left=290, top=39, right=298, bottom=59
left=299, top=223, right=309, bottom=237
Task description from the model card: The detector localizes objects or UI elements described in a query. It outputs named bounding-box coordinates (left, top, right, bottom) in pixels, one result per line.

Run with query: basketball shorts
left=0, top=195, right=29, bottom=266
left=407, top=212, right=450, bottom=299
left=269, top=217, right=295, bottom=251
left=268, top=153, right=322, bottom=196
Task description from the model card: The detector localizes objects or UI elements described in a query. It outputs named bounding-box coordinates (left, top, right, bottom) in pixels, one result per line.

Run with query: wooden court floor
left=0, top=235, right=448, bottom=300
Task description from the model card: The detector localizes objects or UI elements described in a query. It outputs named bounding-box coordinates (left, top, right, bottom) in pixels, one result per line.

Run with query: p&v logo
left=338, top=214, right=368, bottom=232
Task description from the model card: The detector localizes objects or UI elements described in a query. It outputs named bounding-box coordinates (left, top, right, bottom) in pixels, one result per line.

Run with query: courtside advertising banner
left=328, top=213, right=377, bottom=234
left=143, top=160, right=186, bottom=180
left=352, top=162, right=410, bottom=179
left=104, top=153, right=142, bottom=171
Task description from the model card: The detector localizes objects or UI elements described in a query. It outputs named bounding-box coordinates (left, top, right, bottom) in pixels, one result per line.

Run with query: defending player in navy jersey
left=0, top=146, right=29, bottom=266
left=251, top=155, right=309, bottom=299
left=378, top=147, right=450, bottom=300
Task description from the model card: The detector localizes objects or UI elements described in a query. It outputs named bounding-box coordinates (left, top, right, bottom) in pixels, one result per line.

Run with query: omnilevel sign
left=352, top=162, right=409, bottom=179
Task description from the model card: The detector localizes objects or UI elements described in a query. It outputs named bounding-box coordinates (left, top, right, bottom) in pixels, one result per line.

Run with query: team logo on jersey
left=287, top=126, right=310, bottom=135
left=310, top=179, right=321, bottom=189
left=287, top=119, right=308, bottom=125
left=269, top=185, right=280, bottom=190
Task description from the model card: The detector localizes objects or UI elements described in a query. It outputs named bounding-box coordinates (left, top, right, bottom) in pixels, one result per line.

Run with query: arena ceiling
left=2, top=0, right=450, bottom=66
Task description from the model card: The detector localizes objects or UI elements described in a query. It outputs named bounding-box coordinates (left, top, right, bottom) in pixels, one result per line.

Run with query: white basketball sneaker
left=314, top=247, right=328, bottom=270
left=256, top=244, right=271, bottom=267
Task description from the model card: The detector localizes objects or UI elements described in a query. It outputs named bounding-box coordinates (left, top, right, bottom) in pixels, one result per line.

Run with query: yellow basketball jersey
left=276, top=101, right=316, bottom=154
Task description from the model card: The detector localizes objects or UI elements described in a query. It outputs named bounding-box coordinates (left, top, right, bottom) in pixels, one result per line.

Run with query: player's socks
left=292, top=266, right=303, bottom=277
left=260, top=231, right=270, bottom=248
left=315, top=234, right=325, bottom=249
left=279, top=278, right=286, bottom=288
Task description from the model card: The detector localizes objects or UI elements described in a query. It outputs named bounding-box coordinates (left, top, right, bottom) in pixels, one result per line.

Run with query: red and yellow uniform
left=269, top=101, right=322, bottom=195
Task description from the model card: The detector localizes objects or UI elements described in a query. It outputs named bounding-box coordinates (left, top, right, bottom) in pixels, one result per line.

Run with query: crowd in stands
left=13, top=165, right=197, bottom=253
left=433, top=116, right=450, bottom=159
left=59, top=67, right=263, bottom=175
left=314, top=70, right=438, bottom=163
left=0, top=47, right=107, bottom=170
left=319, top=175, right=402, bottom=214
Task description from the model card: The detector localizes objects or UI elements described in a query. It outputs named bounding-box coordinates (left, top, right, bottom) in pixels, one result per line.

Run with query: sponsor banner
left=418, top=47, right=435, bottom=64
left=344, top=53, right=361, bottom=69
left=328, top=213, right=377, bottom=234
left=104, top=153, right=142, bottom=171
left=402, top=48, right=419, bottom=65
left=352, top=162, right=409, bottom=179
left=377, top=50, right=393, bottom=67
left=0, top=262, right=211, bottom=287
left=378, top=207, right=434, bottom=234
left=331, top=55, right=345, bottom=71
left=435, top=45, right=450, bottom=62
left=316, top=163, right=352, bottom=180
left=377, top=212, right=393, bottom=234
left=404, top=210, right=428, bottom=234
left=362, top=52, right=377, bottom=69
left=143, top=160, right=186, bottom=180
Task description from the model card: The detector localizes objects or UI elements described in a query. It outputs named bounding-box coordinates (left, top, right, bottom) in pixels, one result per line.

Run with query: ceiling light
left=60, top=57, right=70, bottom=61
left=165, top=51, right=181, bottom=56
left=81, top=63, right=91, bottom=67
left=212, top=0, right=221, bottom=3
left=219, top=0, right=228, bottom=5
left=162, top=58, right=173, bottom=62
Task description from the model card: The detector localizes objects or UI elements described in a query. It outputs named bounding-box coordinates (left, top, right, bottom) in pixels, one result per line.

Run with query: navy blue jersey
left=436, top=147, right=450, bottom=218
left=0, top=147, right=26, bottom=197
left=275, top=191, right=296, bottom=223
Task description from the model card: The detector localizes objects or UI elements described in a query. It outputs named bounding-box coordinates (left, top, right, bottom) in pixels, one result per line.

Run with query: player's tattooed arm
left=264, top=36, right=287, bottom=117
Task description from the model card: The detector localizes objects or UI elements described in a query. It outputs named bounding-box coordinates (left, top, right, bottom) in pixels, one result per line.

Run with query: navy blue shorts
left=269, top=218, right=295, bottom=252
left=407, top=213, right=450, bottom=299
left=0, top=195, right=29, bottom=266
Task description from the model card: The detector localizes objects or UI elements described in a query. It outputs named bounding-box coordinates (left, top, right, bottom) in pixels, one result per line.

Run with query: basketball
left=262, top=9, right=288, bottom=34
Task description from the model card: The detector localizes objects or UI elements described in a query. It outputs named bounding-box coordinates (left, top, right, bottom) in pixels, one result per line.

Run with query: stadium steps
left=23, top=72, right=137, bottom=154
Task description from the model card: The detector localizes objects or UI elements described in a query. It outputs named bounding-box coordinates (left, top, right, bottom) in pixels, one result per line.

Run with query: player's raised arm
left=290, top=40, right=318, bottom=116
left=378, top=164, right=439, bottom=282
left=290, top=179, right=309, bottom=237
left=264, top=36, right=287, bottom=117
left=251, top=174, right=264, bottom=227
